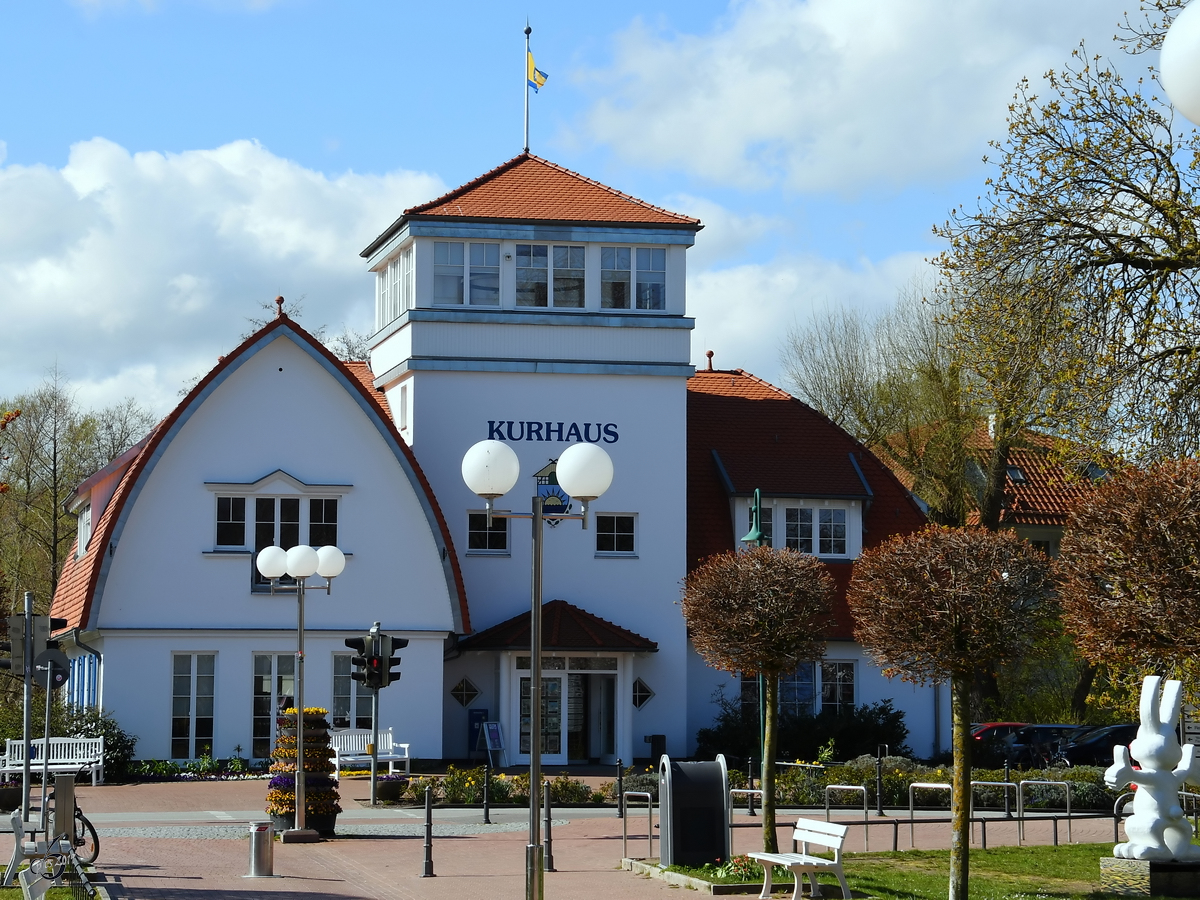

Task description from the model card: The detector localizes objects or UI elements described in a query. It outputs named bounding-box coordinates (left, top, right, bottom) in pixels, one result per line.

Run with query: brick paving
left=0, top=778, right=1122, bottom=899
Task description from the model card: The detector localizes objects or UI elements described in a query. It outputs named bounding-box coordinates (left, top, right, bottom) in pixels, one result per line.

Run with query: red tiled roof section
left=405, top=154, right=701, bottom=226
left=344, top=361, right=391, bottom=419
left=457, top=599, right=658, bottom=652
left=686, top=368, right=927, bottom=640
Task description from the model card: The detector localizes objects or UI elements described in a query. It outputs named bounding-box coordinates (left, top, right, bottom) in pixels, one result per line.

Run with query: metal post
left=876, top=745, right=886, bottom=816
left=527, top=495, right=545, bottom=900
left=617, top=758, right=624, bottom=818
left=39, top=653, right=53, bottom=835
left=370, top=685, right=379, bottom=807
left=247, top=821, right=274, bottom=877
left=21, top=592, right=32, bottom=823
left=747, top=757, right=756, bottom=816
left=422, top=784, right=435, bottom=877
left=483, top=760, right=492, bottom=824
left=294, top=578, right=307, bottom=834
left=53, top=774, right=74, bottom=843
left=544, top=780, right=555, bottom=872
left=1003, top=760, right=1012, bottom=818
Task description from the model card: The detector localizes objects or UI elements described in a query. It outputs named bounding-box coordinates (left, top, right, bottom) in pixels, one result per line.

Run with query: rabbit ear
left=1160, top=680, right=1183, bottom=730
left=1142, top=676, right=1163, bottom=729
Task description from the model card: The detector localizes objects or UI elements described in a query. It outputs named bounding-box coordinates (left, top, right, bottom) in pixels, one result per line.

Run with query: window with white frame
left=212, top=494, right=340, bottom=587
left=779, top=505, right=849, bottom=557
left=252, top=653, right=293, bottom=758
left=76, top=504, right=92, bottom=557
left=332, top=654, right=371, bottom=729
left=467, top=512, right=508, bottom=553
left=740, top=663, right=817, bottom=719
left=469, top=242, right=501, bottom=305
left=600, top=247, right=666, bottom=311
left=172, top=653, right=215, bottom=759
left=595, top=514, right=635, bottom=555
left=433, top=241, right=502, bottom=306
left=820, top=661, right=855, bottom=715
left=434, top=241, right=465, bottom=304
left=377, top=243, right=414, bottom=328
left=516, top=244, right=585, bottom=308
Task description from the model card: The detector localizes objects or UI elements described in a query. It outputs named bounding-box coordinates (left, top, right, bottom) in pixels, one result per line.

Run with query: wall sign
left=487, top=421, right=619, bottom=443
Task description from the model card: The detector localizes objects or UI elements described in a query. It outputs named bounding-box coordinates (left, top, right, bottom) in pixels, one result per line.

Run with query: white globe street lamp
left=460, top=439, right=614, bottom=900
left=255, top=542, right=344, bottom=842
left=1162, top=2, right=1200, bottom=125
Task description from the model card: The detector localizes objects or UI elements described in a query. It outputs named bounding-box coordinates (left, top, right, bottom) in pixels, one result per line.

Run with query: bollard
left=617, top=759, right=624, bottom=818
left=544, top=780, right=555, bottom=872
left=876, top=745, right=886, bottom=816
left=1003, top=760, right=1012, bottom=818
left=247, top=821, right=274, bottom=877
left=421, top=784, right=436, bottom=877
left=483, top=760, right=492, bottom=825
left=747, top=757, right=756, bottom=817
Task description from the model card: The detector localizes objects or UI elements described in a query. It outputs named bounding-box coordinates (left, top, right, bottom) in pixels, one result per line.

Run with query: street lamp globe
left=1162, top=2, right=1200, bottom=125
left=256, top=545, right=288, bottom=580
left=555, top=441, right=614, bottom=501
left=316, top=545, right=346, bottom=579
left=286, top=544, right=320, bottom=579
left=461, top=439, right=521, bottom=499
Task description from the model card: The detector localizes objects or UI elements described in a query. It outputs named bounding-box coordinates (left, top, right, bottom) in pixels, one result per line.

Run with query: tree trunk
left=1071, top=663, right=1097, bottom=721
left=762, top=673, right=779, bottom=853
left=979, top=432, right=1012, bottom=532
left=950, top=674, right=972, bottom=900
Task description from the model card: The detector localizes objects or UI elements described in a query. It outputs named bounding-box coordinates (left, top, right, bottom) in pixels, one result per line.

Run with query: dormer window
left=76, top=504, right=93, bottom=557
left=376, top=243, right=414, bottom=328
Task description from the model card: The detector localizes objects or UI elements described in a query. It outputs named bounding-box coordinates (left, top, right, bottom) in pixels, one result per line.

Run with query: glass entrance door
left=520, top=675, right=566, bottom=765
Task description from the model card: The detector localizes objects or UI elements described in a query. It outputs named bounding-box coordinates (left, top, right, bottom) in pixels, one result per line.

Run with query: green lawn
left=670, top=843, right=1167, bottom=899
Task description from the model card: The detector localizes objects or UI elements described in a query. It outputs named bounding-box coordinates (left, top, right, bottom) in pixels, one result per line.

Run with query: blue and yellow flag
left=527, top=50, right=548, bottom=92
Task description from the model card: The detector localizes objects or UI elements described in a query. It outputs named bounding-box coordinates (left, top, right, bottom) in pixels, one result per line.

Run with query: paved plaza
left=1, top=777, right=1122, bottom=899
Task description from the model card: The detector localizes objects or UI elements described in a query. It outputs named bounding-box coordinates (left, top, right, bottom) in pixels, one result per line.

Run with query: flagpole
left=524, top=24, right=531, bottom=152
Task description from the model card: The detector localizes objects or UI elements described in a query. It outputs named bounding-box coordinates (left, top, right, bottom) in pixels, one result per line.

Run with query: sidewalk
left=1, top=779, right=1121, bottom=899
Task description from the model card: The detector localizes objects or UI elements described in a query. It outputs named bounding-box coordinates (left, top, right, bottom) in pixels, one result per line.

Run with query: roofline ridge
left=402, top=152, right=532, bottom=216
left=522, top=154, right=701, bottom=224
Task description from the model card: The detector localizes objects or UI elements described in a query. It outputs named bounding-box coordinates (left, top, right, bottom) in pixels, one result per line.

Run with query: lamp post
left=461, top=439, right=614, bottom=900
left=256, top=543, right=346, bottom=842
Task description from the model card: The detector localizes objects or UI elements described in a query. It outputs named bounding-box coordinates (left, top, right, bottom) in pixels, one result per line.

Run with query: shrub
left=547, top=773, right=593, bottom=804
left=61, top=705, right=139, bottom=780
left=443, top=765, right=484, bottom=803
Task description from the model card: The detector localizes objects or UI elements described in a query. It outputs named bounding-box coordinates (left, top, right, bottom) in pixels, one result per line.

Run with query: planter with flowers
left=266, top=707, right=341, bottom=836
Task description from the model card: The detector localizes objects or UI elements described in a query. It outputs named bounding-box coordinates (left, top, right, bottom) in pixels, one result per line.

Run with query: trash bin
left=658, top=755, right=730, bottom=868
left=248, top=821, right=274, bottom=877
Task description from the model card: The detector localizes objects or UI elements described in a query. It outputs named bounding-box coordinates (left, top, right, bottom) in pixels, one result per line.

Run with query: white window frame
left=376, top=242, right=414, bottom=328
left=600, top=245, right=668, bottom=313
left=468, top=242, right=501, bottom=306
left=819, top=660, right=855, bottom=715
left=332, top=653, right=372, bottom=729
left=252, top=652, right=294, bottom=759
left=595, top=513, right=637, bottom=557
left=76, top=504, right=92, bottom=557
left=467, top=510, right=510, bottom=556
left=172, top=652, right=216, bottom=760
left=742, top=498, right=858, bottom=558
left=515, top=243, right=586, bottom=308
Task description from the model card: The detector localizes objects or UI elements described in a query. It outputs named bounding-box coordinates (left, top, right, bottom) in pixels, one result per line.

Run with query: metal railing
left=729, top=788, right=763, bottom=818
left=621, top=792, right=654, bottom=861
left=824, top=785, right=869, bottom=850
left=1017, top=780, right=1073, bottom=844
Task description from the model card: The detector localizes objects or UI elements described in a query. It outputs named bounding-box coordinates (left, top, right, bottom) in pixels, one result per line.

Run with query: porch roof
left=456, top=599, right=658, bottom=652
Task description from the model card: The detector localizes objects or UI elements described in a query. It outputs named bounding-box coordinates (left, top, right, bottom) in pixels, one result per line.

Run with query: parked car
left=1061, top=723, right=1139, bottom=766
left=971, top=723, right=1028, bottom=766
left=1004, top=724, right=1078, bottom=766
left=971, top=722, right=1027, bottom=743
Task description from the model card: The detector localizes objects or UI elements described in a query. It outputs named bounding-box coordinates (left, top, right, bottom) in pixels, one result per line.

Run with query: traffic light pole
left=21, top=592, right=32, bottom=822
left=370, top=685, right=379, bottom=806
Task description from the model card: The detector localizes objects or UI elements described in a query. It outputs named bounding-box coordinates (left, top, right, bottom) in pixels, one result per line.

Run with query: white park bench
left=329, top=728, right=409, bottom=779
left=748, top=817, right=851, bottom=900
left=1, top=738, right=105, bottom=786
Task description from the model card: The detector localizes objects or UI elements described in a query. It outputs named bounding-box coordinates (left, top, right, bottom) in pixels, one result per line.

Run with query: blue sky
left=0, top=0, right=1140, bottom=414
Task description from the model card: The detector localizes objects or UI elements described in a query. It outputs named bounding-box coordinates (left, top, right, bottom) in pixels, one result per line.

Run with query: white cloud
left=0, top=138, right=443, bottom=414
left=580, top=0, right=1132, bottom=194
left=688, top=249, right=934, bottom=387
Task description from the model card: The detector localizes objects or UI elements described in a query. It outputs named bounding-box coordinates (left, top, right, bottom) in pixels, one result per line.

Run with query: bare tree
left=682, top=546, right=834, bottom=853
left=848, top=527, right=1056, bottom=900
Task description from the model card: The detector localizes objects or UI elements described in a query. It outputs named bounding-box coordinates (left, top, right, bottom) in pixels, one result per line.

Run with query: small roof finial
left=705, top=349, right=714, bottom=370
left=274, top=296, right=285, bottom=319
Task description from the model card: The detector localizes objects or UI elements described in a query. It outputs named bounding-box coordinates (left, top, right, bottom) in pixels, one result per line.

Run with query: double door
left=519, top=672, right=617, bottom=765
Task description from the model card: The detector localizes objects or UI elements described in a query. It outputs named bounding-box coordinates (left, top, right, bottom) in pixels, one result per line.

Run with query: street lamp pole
left=256, top=543, right=346, bottom=842
left=462, top=439, right=614, bottom=900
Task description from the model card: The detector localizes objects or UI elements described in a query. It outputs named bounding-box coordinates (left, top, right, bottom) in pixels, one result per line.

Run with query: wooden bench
left=1, top=738, right=104, bottom=786
left=748, top=818, right=851, bottom=900
left=329, top=728, right=409, bottom=779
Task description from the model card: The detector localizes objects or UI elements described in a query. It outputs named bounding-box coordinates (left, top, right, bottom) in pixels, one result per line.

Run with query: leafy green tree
left=848, top=527, right=1056, bottom=900
left=681, top=546, right=834, bottom=853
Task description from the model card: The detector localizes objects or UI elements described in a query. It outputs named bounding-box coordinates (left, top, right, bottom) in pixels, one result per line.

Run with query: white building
left=53, top=154, right=948, bottom=765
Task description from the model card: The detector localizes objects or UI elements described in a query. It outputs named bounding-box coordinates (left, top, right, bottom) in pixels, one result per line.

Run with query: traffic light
left=379, top=634, right=407, bottom=688
left=344, top=635, right=370, bottom=686
left=0, top=615, right=26, bottom=674
left=31, top=615, right=68, bottom=655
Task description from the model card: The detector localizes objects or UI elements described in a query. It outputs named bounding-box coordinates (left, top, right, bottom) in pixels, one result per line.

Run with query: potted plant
left=376, top=774, right=407, bottom=803
left=266, top=707, right=341, bottom=835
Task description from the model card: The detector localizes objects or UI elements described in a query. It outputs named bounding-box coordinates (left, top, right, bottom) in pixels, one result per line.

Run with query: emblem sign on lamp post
left=256, top=542, right=346, bottom=842
left=461, top=439, right=614, bottom=900
left=1161, top=2, right=1200, bottom=125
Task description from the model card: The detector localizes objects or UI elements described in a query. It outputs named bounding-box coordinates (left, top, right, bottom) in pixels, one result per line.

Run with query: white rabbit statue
left=1105, top=675, right=1200, bottom=860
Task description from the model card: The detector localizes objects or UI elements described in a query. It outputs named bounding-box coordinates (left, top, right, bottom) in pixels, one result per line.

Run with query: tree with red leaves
left=682, top=545, right=834, bottom=853
left=848, top=527, right=1055, bottom=900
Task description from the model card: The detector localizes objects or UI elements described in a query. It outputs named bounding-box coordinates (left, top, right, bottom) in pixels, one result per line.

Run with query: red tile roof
left=361, top=153, right=702, bottom=258
left=879, top=423, right=1098, bottom=528
left=687, top=368, right=927, bottom=640
left=456, top=598, right=658, bottom=652
left=52, top=318, right=467, bottom=635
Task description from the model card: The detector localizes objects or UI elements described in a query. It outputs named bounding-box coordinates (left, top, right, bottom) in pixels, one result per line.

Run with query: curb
left=622, top=858, right=764, bottom=895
